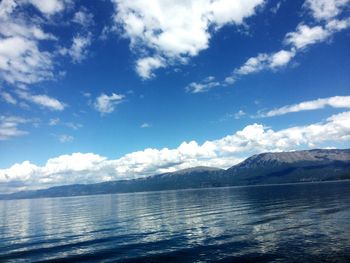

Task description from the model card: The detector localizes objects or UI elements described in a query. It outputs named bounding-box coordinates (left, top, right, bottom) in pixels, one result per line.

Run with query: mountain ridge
left=1, top=148, right=350, bottom=200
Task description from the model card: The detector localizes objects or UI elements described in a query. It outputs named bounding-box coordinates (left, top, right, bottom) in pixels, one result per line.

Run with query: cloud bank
left=1, top=111, right=350, bottom=193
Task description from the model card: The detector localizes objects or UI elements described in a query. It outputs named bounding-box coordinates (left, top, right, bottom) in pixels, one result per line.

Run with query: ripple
left=1, top=181, right=350, bottom=262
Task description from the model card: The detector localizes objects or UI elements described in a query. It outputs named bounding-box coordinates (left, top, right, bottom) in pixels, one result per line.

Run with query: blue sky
left=0, top=0, right=350, bottom=193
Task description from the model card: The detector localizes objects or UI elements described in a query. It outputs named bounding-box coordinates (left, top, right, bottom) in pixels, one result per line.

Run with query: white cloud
left=49, top=118, right=60, bottom=126
left=0, top=0, right=93, bottom=90
left=16, top=90, right=65, bottom=111
left=112, top=0, right=264, bottom=78
left=235, top=49, right=295, bottom=75
left=191, top=0, right=350, bottom=90
left=72, top=8, right=94, bottom=27
left=94, top=93, right=125, bottom=114
left=0, top=116, right=29, bottom=140
left=284, top=24, right=330, bottom=49
left=1, top=91, right=17, bottom=105
left=269, top=49, right=296, bottom=68
left=0, top=36, right=54, bottom=85
left=136, top=56, right=165, bottom=79
left=0, top=0, right=67, bottom=86
left=26, top=0, right=65, bottom=15
left=58, top=134, right=74, bottom=143
left=65, top=122, right=83, bottom=130
left=141, top=123, right=151, bottom=128
left=59, top=34, right=92, bottom=63
left=1, top=111, right=350, bottom=192
left=234, top=110, right=246, bottom=119
left=186, top=76, right=220, bottom=93
left=304, top=0, right=350, bottom=21
left=188, top=48, right=295, bottom=91
left=259, top=95, right=350, bottom=117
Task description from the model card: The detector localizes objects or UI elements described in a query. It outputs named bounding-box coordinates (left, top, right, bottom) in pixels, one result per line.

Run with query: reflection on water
left=1, top=181, right=350, bottom=262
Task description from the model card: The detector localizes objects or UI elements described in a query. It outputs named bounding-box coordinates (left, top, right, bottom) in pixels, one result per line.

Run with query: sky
left=0, top=0, right=350, bottom=193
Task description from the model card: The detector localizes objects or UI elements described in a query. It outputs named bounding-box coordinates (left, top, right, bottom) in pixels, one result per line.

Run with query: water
left=0, top=181, right=350, bottom=262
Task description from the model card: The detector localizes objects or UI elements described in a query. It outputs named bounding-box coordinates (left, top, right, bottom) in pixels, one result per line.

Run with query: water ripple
left=1, top=181, right=350, bottom=262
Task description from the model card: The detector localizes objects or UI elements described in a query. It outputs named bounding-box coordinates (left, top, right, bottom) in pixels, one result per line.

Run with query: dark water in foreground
left=1, top=181, right=350, bottom=262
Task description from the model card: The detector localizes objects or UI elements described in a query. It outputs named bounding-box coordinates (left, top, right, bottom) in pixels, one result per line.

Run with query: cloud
left=59, top=34, right=92, bottom=63
left=284, top=24, right=330, bottom=49
left=26, top=0, right=65, bottom=15
left=0, top=116, right=29, bottom=140
left=190, top=49, right=295, bottom=89
left=186, top=49, right=295, bottom=92
left=236, top=2, right=350, bottom=74
left=136, top=56, right=165, bottom=79
left=304, top=0, right=350, bottom=21
left=259, top=95, right=350, bottom=117
left=112, top=0, right=264, bottom=79
left=65, top=122, right=83, bottom=130
left=0, top=0, right=68, bottom=86
left=16, top=90, right=65, bottom=111
left=58, top=134, right=74, bottom=143
left=188, top=0, right=350, bottom=91
left=72, top=7, right=94, bottom=27
left=49, top=118, right=60, bottom=126
left=1, top=111, right=350, bottom=192
left=0, top=36, right=54, bottom=85
left=1, top=91, right=17, bottom=105
left=234, top=110, right=246, bottom=119
left=94, top=93, right=125, bottom=114
left=141, top=123, right=151, bottom=128
left=235, top=49, right=296, bottom=75
left=186, top=76, right=220, bottom=93
left=0, top=0, right=94, bottom=91
left=48, top=118, right=82, bottom=130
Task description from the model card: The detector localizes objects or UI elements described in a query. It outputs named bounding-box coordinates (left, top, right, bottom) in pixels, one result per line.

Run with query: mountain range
left=1, top=149, right=350, bottom=200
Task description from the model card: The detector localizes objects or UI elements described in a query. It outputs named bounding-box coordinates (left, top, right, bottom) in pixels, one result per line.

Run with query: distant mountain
left=1, top=149, right=350, bottom=200
left=222, top=149, right=350, bottom=185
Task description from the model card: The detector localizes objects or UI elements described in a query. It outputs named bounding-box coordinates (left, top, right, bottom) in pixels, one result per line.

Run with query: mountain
left=1, top=149, right=350, bottom=200
left=221, top=149, right=350, bottom=185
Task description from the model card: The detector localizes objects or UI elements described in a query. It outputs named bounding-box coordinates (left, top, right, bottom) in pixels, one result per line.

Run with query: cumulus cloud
left=235, top=49, right=296, bottom=75
left=0, top=0, right=94, bottom=104
left=1, top=111, right=350, bottom=192
left=284, top=24, right=330, bottom=49
left=94, top=93, right=125, bottom=114
left=259, top=95, right=350, bottom=117
left=26, top=0, right=65, bottom=15
left=136, top=56, right=165, bottom=79
left=112, top=0, right=264, bottom=79
left=0, top=35, right=54, bottom=85
left=0, top=0, right=67, bottom=86
left=304, top=0, right=350, bottom=21
left=236, top=0, right=350, bottom=74
left=16, top=90, right=65, bottom=111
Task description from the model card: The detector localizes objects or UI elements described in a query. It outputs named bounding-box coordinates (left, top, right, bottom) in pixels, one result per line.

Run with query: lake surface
left=1, top=181, right=350, bottom=262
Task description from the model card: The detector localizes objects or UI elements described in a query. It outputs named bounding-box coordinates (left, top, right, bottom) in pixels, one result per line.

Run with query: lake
left=1, top=181, right=350, bottom=262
